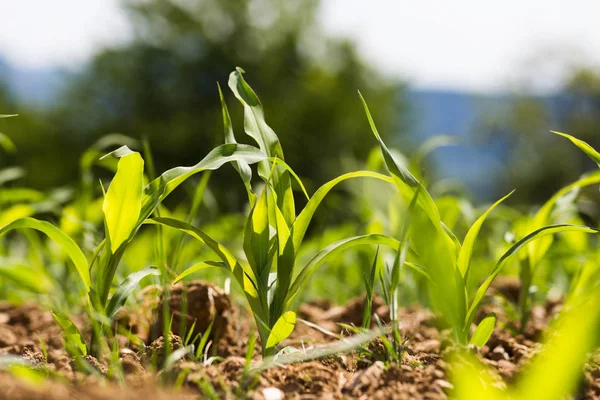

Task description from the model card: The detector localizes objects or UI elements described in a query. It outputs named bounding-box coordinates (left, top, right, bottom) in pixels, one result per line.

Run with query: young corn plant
left=0, top=133, right=267, bottom=358
left=152, top=69, right=416, bottom=357
left=513, top=168, right=600, bottom=329
left=452, top=272, right=600, bottom=400
left=359, top=94, right=600, bottom=346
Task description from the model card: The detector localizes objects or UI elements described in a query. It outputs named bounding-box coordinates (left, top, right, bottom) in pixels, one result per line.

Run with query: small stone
left=262, top=387, right=285, bottom=400
left=434, top=379, right=454, bottom=390
left=489, top=346, right=509, bottom=361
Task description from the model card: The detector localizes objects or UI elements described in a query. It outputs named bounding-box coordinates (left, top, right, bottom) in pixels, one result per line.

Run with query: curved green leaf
left=105, top=266, right=160, bottom=318
left=52, top=312, right=87, bottom=357
left=552, top=131, right=600, bottom=167
left=466, top=224, right=599, bottom=329
left=458, top=191, right=514, bottom=278
left=145, top=218, right=262, bottom=313
left=291, top=171, right=393, bottom=250
left=139, top=143, right=266, bottom=225
left=265, top=311, right=296, bottom=351
left=528, top=170, right=600, bottom=266
left=469, top=313, right=496, bottom=347
left=103, top=152, right=144, bottom=253
left=218, top=83, right=255, bottom=203
left=0, top=133, right=16, bottom=153
left=228, top=68, right=295, bottom=225
left=287, top=234, right=403, bottom=307
left=0, top=217, right=90, bottom=292
left=174, top=261, right=226, bottom=284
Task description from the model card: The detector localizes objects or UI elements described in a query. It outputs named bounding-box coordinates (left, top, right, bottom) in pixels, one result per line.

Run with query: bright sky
left=2, top=0, right=600, bottom=93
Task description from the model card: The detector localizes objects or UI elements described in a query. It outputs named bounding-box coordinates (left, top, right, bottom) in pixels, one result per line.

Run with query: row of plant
left=1, top=70, right=600, bottom=397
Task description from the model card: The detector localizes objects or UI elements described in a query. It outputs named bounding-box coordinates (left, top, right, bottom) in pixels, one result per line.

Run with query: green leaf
left=291, top=171, right=393, bottom=251
left=218, top=83, right=254, bottom=190
left=265, top=311, right=296, bottom=351
left=458, top=191, right=514, bottom=278
left=145, top=218, right=263, bottom=317
left=228, top=68, right=295, bottom=226
left=0, top=133, right=16, bottom=153
left=174, top=261, right=226, bottom=283
left=0, top=114, right=18, bottom=119
left=51, top=312, right=87, bottom=357
left=105, top=266, right=160, bottom=318
left=527, top=171, right=600, bottom=266
left=139, top=143, right=266, bottom=225
left=244, top=188, right=271, bottom=280
left=514, top=291, right=600, bottom=400
left=0, top=263, right=54, bottom=293
left=228, top=68, right=283, bottom=162
left=469, top=313, right=496, bottom=347
left=288, top=234, right=402, bottom=307
left=359, top=92, right=457, bottom=259
left=0, top=217, right=90, bottom=292
left=466, top=224, right=600, bottom=329
left=552, top=131, right=600, bottom=167
left=0, top=167, right=26, bottom=186
left=103, top=152, right=144, bottom=253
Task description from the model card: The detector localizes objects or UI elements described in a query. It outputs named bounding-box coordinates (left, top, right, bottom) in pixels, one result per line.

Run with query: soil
left=0, top=280, right=597, bottom=399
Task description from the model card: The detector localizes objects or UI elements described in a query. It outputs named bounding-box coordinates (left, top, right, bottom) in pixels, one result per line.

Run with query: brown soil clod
left=139, top=334, right=186, bottom=367
left=148, top=281, right=234, bottom=347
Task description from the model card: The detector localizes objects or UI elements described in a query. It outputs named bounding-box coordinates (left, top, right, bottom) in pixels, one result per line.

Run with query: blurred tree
left=24, top=0, right=405, bottom=211
left=478, top=67, right=600, bottom=205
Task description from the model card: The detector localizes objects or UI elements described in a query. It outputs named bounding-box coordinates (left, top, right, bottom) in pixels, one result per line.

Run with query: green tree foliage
left=479, top=68, right=600, bottom=204
left=11, top=0, right=404, bottom=211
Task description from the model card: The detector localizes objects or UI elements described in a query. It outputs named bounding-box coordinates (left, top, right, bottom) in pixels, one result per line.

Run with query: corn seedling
left=153, top=69, right=420, bottom=357
left=360, top=93, right=600, bottom=346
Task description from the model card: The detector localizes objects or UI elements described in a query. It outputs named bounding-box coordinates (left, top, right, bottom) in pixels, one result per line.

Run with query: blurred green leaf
left=0, top=217, right=90, bottom=292
left=52, top=312, right=87, bottom=357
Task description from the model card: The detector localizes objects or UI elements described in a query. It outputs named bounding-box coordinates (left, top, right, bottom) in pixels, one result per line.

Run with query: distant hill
left=0, top=56, right=64, bottom=106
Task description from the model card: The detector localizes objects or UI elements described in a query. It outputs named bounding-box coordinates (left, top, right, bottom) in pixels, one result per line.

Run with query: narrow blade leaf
left=105, top=266, right=160, bottom=318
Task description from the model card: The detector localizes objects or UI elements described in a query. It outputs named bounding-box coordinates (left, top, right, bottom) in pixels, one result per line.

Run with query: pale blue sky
left=2, top=0, right=600, bottom=93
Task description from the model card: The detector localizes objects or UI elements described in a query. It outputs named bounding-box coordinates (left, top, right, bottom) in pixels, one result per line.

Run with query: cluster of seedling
left=1, top=71, right=600, bottom=397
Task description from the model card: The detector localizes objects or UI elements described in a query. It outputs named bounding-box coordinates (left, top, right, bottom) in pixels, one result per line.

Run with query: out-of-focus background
left=1, top=0, right=600, bottom=208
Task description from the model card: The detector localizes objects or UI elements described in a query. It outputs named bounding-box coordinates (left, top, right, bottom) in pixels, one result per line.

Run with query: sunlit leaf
left=103, top=152, right=144, bottom=253
left=265, top=311, right=296, bottom=351
left=552, top=131, right=600, bottom=167
left=469, top=313, right=496, bottom=347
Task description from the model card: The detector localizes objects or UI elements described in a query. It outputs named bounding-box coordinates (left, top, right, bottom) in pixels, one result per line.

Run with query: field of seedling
left=1, top=69, right=600, bottom=399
